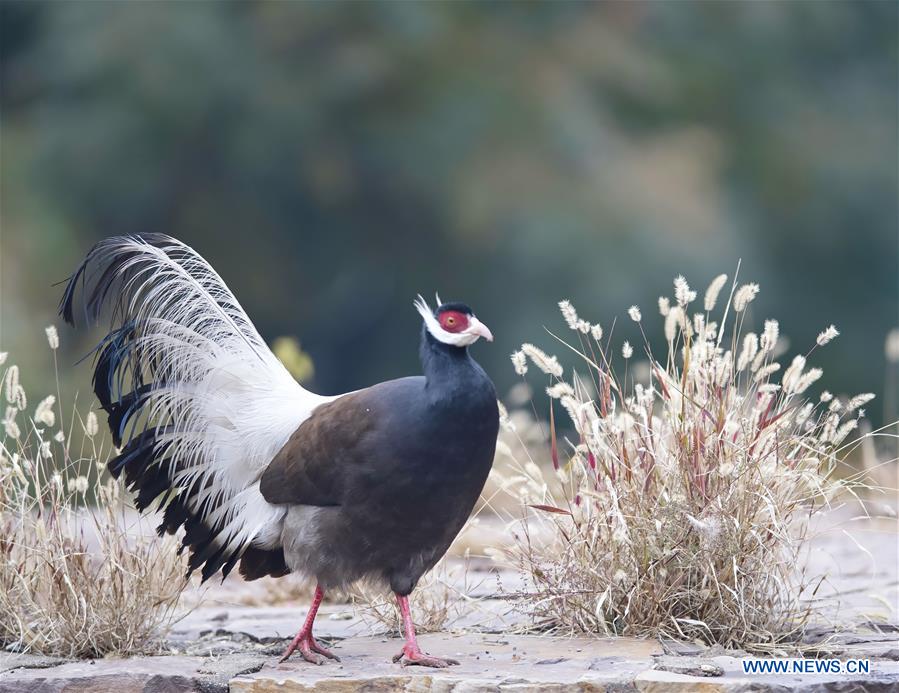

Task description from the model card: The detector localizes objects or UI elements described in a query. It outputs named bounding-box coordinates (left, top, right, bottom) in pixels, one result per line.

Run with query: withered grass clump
left=500, top=273, right=880, bottom=651
left=0, top=336, right=186, bottom=658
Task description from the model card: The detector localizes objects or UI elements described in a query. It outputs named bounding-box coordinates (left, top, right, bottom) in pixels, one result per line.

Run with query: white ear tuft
left=415, top=294, right=446, bottom=340
left=414, top=294, right=433, bottom=321
left=434, top=291, right=443, bottom=307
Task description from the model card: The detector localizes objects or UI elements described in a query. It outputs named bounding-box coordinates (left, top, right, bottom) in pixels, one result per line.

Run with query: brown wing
left=259, top=389, right=376, bottom=506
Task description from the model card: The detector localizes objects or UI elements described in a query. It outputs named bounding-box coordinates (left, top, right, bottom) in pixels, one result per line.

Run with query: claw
left=311, top=637, right=341, bottom=662
left=392, top=644, right=459, bottom=668
left=280, top=634, right=339, bottom=664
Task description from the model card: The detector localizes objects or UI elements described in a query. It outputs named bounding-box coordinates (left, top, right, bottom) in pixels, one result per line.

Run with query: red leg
left=391, top=593, right=459, bottom=668
left=279, top=585, right=340, bottom=664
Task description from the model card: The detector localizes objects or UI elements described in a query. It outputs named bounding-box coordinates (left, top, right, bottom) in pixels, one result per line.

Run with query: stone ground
left=0, top=505, right=896, bottom=692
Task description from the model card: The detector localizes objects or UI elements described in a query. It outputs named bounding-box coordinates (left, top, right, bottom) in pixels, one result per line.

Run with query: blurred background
left=1, top=1, right=897, bottom=426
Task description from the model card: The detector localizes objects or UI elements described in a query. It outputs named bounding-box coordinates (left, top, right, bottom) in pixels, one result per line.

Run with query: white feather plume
left=64, top=235, right=331, bottom=569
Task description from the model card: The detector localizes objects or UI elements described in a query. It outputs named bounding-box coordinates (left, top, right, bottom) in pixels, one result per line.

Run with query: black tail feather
left=106, top=383, right=156, bottom=448
left=239, top=546, right=291, bottom=581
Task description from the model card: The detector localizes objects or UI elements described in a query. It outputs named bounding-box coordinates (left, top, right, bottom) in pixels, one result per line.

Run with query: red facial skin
left=438, top=310, right=469, bottom=333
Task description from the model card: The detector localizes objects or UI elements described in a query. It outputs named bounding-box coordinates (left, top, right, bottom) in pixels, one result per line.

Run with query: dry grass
left=497, top=272, right=894, bottom=651
left=351, top=556, right=480, bottom=635
left=0, top=335, right=186, bottom=658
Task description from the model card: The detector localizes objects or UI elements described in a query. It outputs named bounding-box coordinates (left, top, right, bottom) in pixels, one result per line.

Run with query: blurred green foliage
left=272, top=336, right=315, bottom=383
left=1, top=1, right=896, bottom=423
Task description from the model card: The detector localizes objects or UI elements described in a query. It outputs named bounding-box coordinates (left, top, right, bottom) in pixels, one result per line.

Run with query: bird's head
left=414, top=294, right=493, bottom=348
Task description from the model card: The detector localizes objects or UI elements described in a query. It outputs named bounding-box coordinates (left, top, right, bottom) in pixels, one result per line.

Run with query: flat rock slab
left=0, top=653, right=68, bottom=674
left=2, top=635, right=898, bottom=692
left=231, top=634, right=899, bottom=692
left=233, top=633, right=660, bottom=691
left=0, top=653, right=267, bottom=693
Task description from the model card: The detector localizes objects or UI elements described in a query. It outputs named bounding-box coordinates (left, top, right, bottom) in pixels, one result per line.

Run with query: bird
left=60, top=234, right=499, bottom=668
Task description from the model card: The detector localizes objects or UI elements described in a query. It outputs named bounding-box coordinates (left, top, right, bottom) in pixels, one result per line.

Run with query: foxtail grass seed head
left=816, top=325, right=839, bottom=346
left=753, top=361, right=780, bottom=383
left=521, top=343, right=563, bottom=378
left=761, top=319, right=779, bottom=350
left=547, top=382, right=576, bottom=399
left=674, top=275, right=696, bottom=306
left=796, top=402, right=814, bottom=424
left=664, top=306, right=685, bottom=342
left=621, top=341, right=633, bottom=359
left=737, top=333, right=758, bottom=371
left=559, top=395, right=582, bottom=425
left=54, top=430, right=65, bottom=443
left=782, top=355, right=807, bottom=393
left=45, top=325, right=59, bottom=350
left=846, top=393, right=875, bottom=412
left=559, top=300, right=579, bottom=331
left=14, top=385, right=26, bottom=410
left=793, top=368, right=823, bottom=394
left=84, top=411, right=99, bottom=437
left=590, top=323, right=603, bottom=341
left=3, top=417, right=20, bottom=440
left=733, top=282, right=760, bottom=312
left=511, top=350, right=528, bottom=376
left=5, top=365, right=19, bottom=404
left=34, top=395, right=56, bottom=427
left=628, top=306, right=642, bottom=322
left=830, top=419, right=858, bottom=446
left=716, top=351, right=733, bottom=386
left=704, top=273, right=728, bottom=312
left=658, top=297, right=671, bottom=316
left=693, top=313, right=705, bottom=336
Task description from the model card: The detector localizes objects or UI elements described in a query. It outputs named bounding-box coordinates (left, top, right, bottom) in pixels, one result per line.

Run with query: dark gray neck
left=420, top=326, right=466, bottom=371
left=418, top=327, right=497, bottom=418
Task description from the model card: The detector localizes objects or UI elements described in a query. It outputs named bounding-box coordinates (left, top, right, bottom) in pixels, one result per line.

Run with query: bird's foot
left=279, top=632, right=340, bottom=665
left=392, top=643, right=459, bottom=668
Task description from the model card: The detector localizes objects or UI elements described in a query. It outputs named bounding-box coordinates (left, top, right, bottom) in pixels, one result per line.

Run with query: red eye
left=438, top=310, right=468, bottom=333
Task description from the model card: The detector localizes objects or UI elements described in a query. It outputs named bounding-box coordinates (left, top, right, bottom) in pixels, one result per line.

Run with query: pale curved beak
left=467, top=316, right=494, bottom=343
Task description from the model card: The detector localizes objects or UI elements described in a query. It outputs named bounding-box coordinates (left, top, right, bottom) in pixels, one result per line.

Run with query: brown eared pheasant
left=61, top=234, right=499, bottom=668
